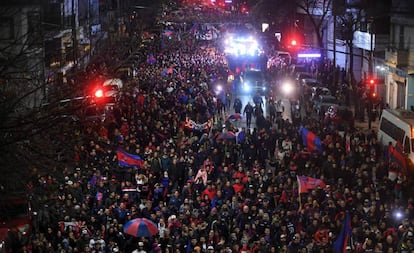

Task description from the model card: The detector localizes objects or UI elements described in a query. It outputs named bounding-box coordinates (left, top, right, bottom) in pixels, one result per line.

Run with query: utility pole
left=367, top=18, right=375, bottom=129
left=333, top=15, right=336, bottom=71
left=332, top=0, right=346, bottom=87
left=72, top=0, right=77, bottom=70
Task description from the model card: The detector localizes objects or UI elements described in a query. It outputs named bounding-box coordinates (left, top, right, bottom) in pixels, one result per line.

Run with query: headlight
left=262, top=86, right=266, bottom=91
left=215, top=84, right=223, bottom=94
left=243, top=82, right=251, bottom=92
left=281, top=82, right=294, bottom=95
left=18, top=224, right=30, bottom=235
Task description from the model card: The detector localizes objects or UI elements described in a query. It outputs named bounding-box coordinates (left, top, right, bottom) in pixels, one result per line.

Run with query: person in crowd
left=25, top=8, right=414, bottom=253
left=243, top=101, right=254, bottom=128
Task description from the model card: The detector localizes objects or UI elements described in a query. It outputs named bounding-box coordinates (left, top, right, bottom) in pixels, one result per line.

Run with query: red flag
left=297, top=175, right=326, bottom=194
left=116, top=149, right=143, bottom=168
left=389, top=141, right=407, bottom=174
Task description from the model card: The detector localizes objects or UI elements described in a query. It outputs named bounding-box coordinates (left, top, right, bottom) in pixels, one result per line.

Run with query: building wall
left=385, top=3, right=414, bottom=109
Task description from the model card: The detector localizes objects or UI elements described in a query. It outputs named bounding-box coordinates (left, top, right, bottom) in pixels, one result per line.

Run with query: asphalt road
left=221, top=87, right=293, bottom=132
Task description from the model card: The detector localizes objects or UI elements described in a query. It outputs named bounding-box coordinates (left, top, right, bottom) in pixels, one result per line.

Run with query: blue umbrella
left=123, top=218, right=158, bottom=237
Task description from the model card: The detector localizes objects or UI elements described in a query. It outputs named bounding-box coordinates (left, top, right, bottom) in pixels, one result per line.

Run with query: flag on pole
left=116, top=149, right=143, bottom=168
left=299, top=127, right=322, bottom=153
left=297, top=175, right=326, bottom=194
left=333, top=212, right=352, bottom=253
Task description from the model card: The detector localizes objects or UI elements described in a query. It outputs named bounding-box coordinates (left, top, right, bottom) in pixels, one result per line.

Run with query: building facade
left=384, top=0, right=414, bottom=109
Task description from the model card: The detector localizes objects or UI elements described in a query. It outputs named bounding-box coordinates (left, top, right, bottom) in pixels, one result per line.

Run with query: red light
left=291, top=39, right=297, bottom=46
left=369, top=79, right=375, bottom=85
left=95, top=89, right=104, bottom=98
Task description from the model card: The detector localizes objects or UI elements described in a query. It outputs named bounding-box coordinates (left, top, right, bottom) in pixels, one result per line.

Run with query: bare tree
left=295, top=0, right=332, bottom=58
left=251, top=0, right=296, bottom=26
left=0, top=6, right=84, bottom=189
left=336, top=9, right=364, bottom=88
left=336, top=9, right=365, bottom=118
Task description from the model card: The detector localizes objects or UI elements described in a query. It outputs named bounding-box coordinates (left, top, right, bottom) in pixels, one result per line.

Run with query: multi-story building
left=384, top=0, right=414, bottom=109
left=0, top=0, right=108, bottom=107
left=324, top=0, right=414, bottom=110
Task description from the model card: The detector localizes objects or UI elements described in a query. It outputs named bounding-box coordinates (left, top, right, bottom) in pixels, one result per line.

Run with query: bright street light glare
left=394, top=210, right=403, bottom=220
left=243, top=83, right=251, bottom=92
left=281, top=81, right=294, bottom=95
left=224, top=34, right=261, bottom=56
left=95, top=89, right=104, bottom=98
left=215, top=84, right=223, bottom=94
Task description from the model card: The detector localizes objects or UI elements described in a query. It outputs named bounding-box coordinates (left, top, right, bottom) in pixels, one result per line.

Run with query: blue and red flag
left=389, top=141, right=407, bottom=174
left=300, top=127, right=322, bottom=153
left=116, top=149, right=143, bottom=168
left=96, top=192, right=103, bottom=201
left=147, top=53, right=156, bottom=64
left=190, top=24, right=197, bottom=33
left=163, top=30, right=174, bottom=36
left=333, top=212, right=352, bottom=253
left=297, top=176, right=326, bottom=194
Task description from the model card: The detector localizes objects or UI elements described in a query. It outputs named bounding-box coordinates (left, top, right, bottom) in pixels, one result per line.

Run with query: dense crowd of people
left=17, top=3, right=414, bottom=253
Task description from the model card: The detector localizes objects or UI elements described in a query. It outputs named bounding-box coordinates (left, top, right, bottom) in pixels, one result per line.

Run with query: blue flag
left=299, top=126, right=322, bottom=153
left=333, top=212, right=352, bottom=253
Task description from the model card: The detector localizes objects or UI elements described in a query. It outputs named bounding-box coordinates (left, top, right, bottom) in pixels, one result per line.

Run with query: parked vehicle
left=313, top=95, right=340, bottom=116
left=0, top=195, right=33, bottom=253
left=324, top=105, right=354, bottom=131
left=311, top=87, right=331, bottom=100
left=239, top=69, right=268, bottom=95
left=295, top=72, right=313, bottom=83
left=300, top=78, right=321, bottom=99
left=378, top=109, right=414, bottom=173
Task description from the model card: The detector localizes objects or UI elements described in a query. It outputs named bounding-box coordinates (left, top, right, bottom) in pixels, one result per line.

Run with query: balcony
left=385, top=47, right=409, bottom=68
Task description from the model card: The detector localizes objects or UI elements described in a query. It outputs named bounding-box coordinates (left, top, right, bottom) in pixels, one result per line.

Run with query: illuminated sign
left=354, top=31, right=375, bottom=51
left=297, top=53, right=321, bottom=58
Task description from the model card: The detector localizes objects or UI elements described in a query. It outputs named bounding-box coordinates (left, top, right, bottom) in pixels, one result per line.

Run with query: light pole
left=368, top=18, right=375, bottom=129
left=72, top=0, right=78, bottom=70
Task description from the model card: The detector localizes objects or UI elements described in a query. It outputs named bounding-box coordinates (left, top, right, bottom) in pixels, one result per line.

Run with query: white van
left=103, top=78, right=123, bottom=98
left=378, top=109, right=414, bottom=165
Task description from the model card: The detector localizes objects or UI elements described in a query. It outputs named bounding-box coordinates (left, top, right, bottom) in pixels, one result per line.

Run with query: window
left=379, top=118, right=405, bottom=144
left=404, top=136, right=410, bottom=153
left=0, top=17, right=14, bottom=40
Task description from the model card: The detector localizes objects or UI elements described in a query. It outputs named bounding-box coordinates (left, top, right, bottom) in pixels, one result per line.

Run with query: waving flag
left=116, top=149, right=143, bottom=168
left=163, top=30, right=174, bottom=36
left=190, top=24, right=197, bottom=33
left=300, top=127, right=322, bottom=153
left=297, top=176, right=326, bottom=194
left=389, top=141, right=407, bottom=174
left=333, top=212, right=352, bottom=253
left=147, top=53, right=156, bottom=64
left=183, top=117, right=213, bottom=132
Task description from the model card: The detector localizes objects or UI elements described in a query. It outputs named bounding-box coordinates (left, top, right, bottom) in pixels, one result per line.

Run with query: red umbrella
left=123, top=218, right=158, bottom=237
left=227, top=113, right=243, bottom=121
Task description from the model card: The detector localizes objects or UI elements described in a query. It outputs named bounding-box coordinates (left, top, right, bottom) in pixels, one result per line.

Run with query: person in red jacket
left=202, top=183, right=217, bottom=201
left=233, top=178, right=245, bottom=195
